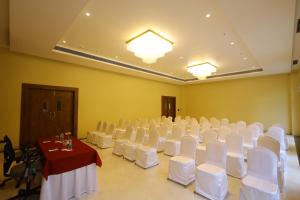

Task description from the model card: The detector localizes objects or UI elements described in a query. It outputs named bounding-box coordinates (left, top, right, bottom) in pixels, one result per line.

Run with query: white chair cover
left=88, top=121, right=107, bottom=145
left=240, top=147, right=279, bottom=200
left=195, top=142, right=228, bottom=200
left=164, top=124, right=184, bottom=156
left=240, top=127, right=256, bottom=158
left=266, top=127, right=288, bottom=172
left=157, top=124, right=170, bottom=152
left=123, top=127, right=146, bottom=161
left=258, top=136, right=286, bottom=193
left=168, top=135, right=197, bottom=186
left=226, top=134, right=246, bottom=178
left=96, top=123, right=115, bottom=148
left=218, top=126, right=232, bottom=143
left=221, top=118, right=229, bottom=126
left=87, top=121, right=102, bottom=143
left=112, top=126, right=134, bottom=156
left=195, top=130, right=218, bottom=165
left=237, top=121, right=247, bottom=131
left=135, top=127, right=160, bottom=168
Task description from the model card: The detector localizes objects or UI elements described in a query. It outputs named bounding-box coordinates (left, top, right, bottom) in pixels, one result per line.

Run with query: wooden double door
left=20, top=84, right=78, bottom=146
left=161, top=96, right=176, bottom=121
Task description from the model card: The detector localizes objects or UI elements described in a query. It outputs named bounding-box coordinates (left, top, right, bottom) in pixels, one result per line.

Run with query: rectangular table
left=38, top=138, right=102, bottom=200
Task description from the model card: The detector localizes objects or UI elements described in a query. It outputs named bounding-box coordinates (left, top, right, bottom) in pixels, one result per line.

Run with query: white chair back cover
left=210, top=117, right=221, bottom=129
left=247, top=124, right=260, bottom=138
left=240, top=127, right=255, bottom=145
left=236, top=121, right=247, bottom=130
left=252, top=122, right=264, bottom=134
left=175, top=116, right=182, bottom=122
left=258, top=136, right=280, bottom=159
left=218, top=126, right=232, bottom=141
left=190, top=124, right=200, bottom=136
left=247, top=147, right=278, bottom=184
left=101, top=121, right=108, bottom=132
left=172, top=124, right=184, bottom=140
left=199, top=116, right=208, bottom=124
left=226, top=134, right=243, bottom=154
left=135, top=127, right=146, bottom=144
left=221, top=118, right=229, bottom=126
left=123, top=126, right=134, bottom=140
left=229, top=123, right=238, bottom=134
left=206, top=142, right=227, bottom=169
left=180, top=135, right=197, bottom=159
left=117, top=119, right=124, bottom=128
left=266, top=127, right=285, bottom=150
left=107, top=123, right=116, bottom=135
left=96, top=120, right=102, bottom=131
left=148, top=128, right=160, bottom=148
left=201, top=120, right=211, bottom=131
left=203, top=129, right=218, bottom=144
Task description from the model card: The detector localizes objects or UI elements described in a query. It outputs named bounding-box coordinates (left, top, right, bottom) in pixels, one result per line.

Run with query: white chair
left=123, top=127, right=146, bottom=161
left=157, top=124, right=171, bottom=152
left=252, top=122, right=264, bottom=134
left=112, top=126, right=135, bottom=156
left=218, top=126, right=232, bottom=143
left=164, top=124, right=185, bottom=156
left=87, top=121, right=102, bottom=143
left=195, top=142, right=228, bottom=200
left=236, top=121, right=247, bottom=131
left=258, top=136, right=286, bottom=193
left=240, top=147, right=279, bottom=200
left=266, top=127, right=287, bottom=172
left=240, top=127, right=256, bottom=158
left=189, top=124, right=200, bottom=143
left=199, top=116, right=208, bottom=123
left=267, top=126, right=287, bottom=150
left=210, top=117, right=221, bottom=130
left=221, top=118, right=229, bottom=126
left=168, top=135, right=197, bottom=186
left=90, top=121, right=107, bottom=145
left=247, top=124, right=261, bottom=139
left=226, top=134, right=246, bottom=178
left=135, top=127, right=160, bottom=169
left=96, top=123, right=115, bottom=148
left=195, top=130, right=218, bottom=165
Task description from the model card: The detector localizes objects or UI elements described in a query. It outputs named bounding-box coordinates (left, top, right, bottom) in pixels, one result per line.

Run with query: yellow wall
left=0, top=48, right=184, bottom=146
left=1, top=46, right=299, bottom=147
left=184, top=74, right=292, bottom=133
left=290, top=70, right=300, bottom=136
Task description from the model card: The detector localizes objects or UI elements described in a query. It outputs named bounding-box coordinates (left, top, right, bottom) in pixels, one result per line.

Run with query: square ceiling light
left=126, top=29, right=174, bottom=64
left=187, top=62, right=217, bottom=80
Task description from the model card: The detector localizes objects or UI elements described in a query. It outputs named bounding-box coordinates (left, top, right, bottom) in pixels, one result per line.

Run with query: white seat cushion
left=168, top=156, right=195, bottom=186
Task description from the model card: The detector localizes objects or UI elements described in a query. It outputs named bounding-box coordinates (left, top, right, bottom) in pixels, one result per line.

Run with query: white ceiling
left=8, top=0, right=297, bottom=84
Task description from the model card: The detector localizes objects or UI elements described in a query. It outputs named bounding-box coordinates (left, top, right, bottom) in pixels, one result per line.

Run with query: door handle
left=53, top=111, right=56, bottom=119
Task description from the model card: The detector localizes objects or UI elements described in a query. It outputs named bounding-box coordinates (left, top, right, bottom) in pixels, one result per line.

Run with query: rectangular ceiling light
left=126, top=29, right=174, bottom=64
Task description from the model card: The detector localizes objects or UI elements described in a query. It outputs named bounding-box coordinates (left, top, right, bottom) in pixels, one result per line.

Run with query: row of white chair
left=168, top=135, right=281, bottom=200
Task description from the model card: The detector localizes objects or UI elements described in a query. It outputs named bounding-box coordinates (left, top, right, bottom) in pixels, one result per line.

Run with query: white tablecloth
left=40, top=163, right=97, bottom=200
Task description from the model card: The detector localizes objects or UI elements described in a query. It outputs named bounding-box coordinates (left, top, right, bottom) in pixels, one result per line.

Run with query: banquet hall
left=1, top=0, right=300, bottom=200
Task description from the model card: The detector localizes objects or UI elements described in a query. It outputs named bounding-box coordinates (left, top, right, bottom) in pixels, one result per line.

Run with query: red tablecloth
left=38, top=138, right=102, bottom=180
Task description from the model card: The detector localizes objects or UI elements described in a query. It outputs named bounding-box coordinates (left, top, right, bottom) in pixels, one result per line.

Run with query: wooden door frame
left=161, top=96, right=176, bottom=119
left=20, top=83, right=78, bottom=146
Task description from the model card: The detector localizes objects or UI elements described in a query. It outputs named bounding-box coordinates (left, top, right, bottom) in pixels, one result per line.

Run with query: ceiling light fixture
left=243, top=57, right=248, bottom=60
left=85, top=12, right=91, bottom=17
left=230, top=41, right=235, bottom=45
left=126, top=29, right=174, bottom=64
left=187, top=62, right=217, bottom=80
left=62, top=40, right=66, bottom=44
left=205, top=13, right=211, bottom=18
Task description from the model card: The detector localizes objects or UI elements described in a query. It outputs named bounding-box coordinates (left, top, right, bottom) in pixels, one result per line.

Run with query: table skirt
left=40, top=163, right=97, bottom=200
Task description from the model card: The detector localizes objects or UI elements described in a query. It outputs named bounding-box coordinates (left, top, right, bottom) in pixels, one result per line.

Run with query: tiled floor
left=1, top=136, right=300, bottom=200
